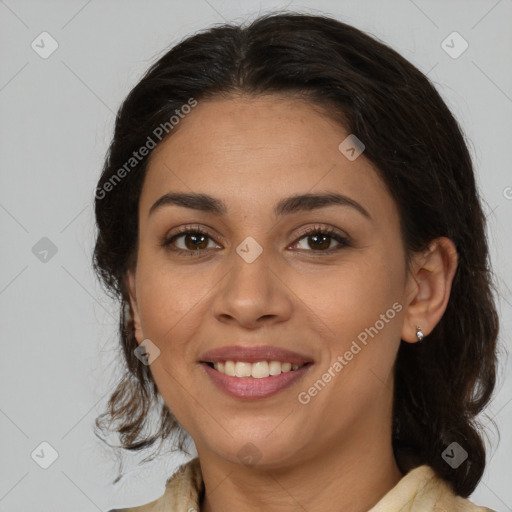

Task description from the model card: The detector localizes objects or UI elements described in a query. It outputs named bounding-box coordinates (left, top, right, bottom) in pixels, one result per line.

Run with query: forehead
left=141, top=94, right=394, bottom=222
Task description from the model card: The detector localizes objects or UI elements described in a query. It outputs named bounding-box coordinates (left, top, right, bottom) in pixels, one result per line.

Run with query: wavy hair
left=93, top=12, right=499, bottom=496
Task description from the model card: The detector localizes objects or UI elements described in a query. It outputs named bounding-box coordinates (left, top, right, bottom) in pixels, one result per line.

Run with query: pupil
left=184, top=233, right=332, bottom=251
left=311, top=234, right=329, bottom=250
left=187, top=234, right=207, bottom=250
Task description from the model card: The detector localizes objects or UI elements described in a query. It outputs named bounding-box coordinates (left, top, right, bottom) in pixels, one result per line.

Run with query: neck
left=198, top=418, right=403, bottom=512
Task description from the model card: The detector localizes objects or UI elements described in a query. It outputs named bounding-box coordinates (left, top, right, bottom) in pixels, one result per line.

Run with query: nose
left=210, top=248, right=293, bottom=329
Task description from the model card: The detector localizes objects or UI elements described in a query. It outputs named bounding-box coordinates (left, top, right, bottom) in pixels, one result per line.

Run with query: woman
left=94, top=12, right=499, bottom=512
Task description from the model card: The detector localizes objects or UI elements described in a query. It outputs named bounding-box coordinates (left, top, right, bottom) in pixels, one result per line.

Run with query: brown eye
left=293, top=227, right=350, bottom=252
left=179, top=232, right=209, bottom=250
left=162, top=224, right=350, bottom=257
left=305, top=233, right=331, bottom=250
left=163, top=227, right=219, bottom=254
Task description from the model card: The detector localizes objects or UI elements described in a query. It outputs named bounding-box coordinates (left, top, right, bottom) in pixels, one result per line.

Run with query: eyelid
left=162, top=224, right=221, bottom=251
left=293, top=224, right=350, bottom=243
left=164, top=224, right=222, bottom=242
left=162, top=223, right=351, bottom=254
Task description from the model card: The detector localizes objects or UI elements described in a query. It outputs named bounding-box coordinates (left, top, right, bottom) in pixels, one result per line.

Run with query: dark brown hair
left=93, top=12, right=499, bottom=496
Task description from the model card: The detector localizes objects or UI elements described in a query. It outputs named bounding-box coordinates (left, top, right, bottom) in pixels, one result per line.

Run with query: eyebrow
left=149, top=191, right=371, bottom=219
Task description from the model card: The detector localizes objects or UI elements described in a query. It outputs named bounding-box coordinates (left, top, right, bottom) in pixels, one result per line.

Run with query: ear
left=126, top=268, right=144, bottom=344
left=401, top=237, right=458, bottom=343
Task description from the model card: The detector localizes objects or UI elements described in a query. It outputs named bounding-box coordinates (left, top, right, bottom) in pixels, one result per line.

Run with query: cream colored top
left=109, top=457, right=496, bottom=512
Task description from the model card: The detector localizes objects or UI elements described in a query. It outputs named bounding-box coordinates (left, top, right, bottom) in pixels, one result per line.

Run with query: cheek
left=134, top=254, right=211, bottom=353
left=297, top=253, right=403, bottom=340
left=133, top=259, right=209, bottom=415
left=298, top=262, right=403, bottom=409
left=298, top=254, right=405, bottom=410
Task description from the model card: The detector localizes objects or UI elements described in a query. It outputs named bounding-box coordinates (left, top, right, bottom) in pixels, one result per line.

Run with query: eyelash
left=161, top=224, right=351, bottom=257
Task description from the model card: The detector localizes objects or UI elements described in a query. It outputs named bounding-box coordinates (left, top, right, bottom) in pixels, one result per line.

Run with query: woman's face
left=127, top=94, right=415, bottom=468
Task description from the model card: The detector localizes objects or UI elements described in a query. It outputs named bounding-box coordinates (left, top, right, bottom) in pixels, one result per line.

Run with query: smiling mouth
left=203, top=360, right=311, bottom=378
left=201, top=359, right=313, bottom=400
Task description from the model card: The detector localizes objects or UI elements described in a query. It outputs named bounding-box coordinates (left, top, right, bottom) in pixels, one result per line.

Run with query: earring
left=416, top=326, right=424, bottom=342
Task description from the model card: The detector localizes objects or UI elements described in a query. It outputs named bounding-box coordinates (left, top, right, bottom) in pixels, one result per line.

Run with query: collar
left=116, top=457, right=494, bottom=512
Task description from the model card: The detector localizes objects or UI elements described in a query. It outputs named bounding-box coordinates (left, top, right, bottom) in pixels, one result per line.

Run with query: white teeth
left=212, top=360, right=304, bottom=377
left=235, top=362, right=252, bottom=377
left=281, top=362, right=292, bottom=372
left=224, top=361, right=235, bottom=376
left=269, top=361, right=282, bottom=375
left=251, top=361, right=269, bottom=378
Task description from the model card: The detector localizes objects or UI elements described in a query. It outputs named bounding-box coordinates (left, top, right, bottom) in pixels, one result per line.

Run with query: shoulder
left=107, top=457, right=203, bottom=512
left=414, top=466, right=496, bottom=512
left=369, top=464, right=496, bottom=512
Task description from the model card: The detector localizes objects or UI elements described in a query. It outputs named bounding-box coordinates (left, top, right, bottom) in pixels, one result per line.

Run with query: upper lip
left=199, top=345, right=314, bottom=365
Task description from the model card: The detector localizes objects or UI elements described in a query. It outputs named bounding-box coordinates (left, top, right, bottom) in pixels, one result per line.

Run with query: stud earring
left=416, top=326, right=424, bottom=342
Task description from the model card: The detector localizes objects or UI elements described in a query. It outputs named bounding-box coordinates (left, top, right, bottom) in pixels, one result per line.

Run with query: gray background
left=1, top=0, right=511, bottom=510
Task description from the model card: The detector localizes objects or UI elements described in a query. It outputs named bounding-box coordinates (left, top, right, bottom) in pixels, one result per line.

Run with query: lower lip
left=201, top=363, right=313, bottom=399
